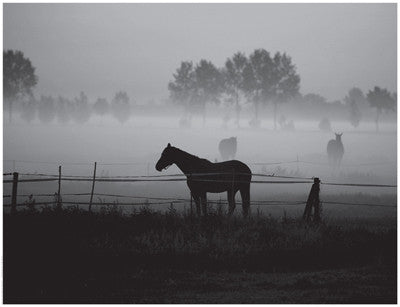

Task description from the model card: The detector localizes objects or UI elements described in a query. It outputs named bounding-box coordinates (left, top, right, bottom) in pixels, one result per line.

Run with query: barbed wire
left=4, top=199, right=396, bottom=208
left=321, top=182, right=397, bottom=188
left=4, top=158, right=396, bottom=168
left=10, top=171, right=313, bottom=181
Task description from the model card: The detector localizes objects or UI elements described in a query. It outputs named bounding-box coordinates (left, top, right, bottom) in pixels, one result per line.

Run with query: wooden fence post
left=57, top=165, right=62, bottom=209
left=303, top=177, right=321, bottom=223
left=89, top=162, right=97, bottom=213
left=11, top=172, right=19, bottom=215
left=313, top=178, right=321, bottom=224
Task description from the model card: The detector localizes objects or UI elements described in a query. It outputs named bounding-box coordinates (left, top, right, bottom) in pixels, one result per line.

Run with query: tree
left=93, top=98, right=109, bottom=117
left=38, top=95, right=56, bottom=124
left=302, top=93, right=327, bottom=105
left=344, top=88, right=365, bottom=128
left=224, top=52, right=248, bottom=127
left=73, top=92, right=91, bottom=124
left=193, top=59, right=223, bottom=125
left=20, top=96, right=37, bottom=123
left=366, top=86, right=395, bottom=132
left=112, top=91, right=131, bottom=124
left=56, top=96, right=73, bottom=124
left=272, top=52, right=300, bottom=129
left=243, top=49, right=273, bottom=127
left=243, top=49, right=300, bottom=128
left=168, top=61, right=196, bottom=125
left=4, top=50, right=38, bottom=122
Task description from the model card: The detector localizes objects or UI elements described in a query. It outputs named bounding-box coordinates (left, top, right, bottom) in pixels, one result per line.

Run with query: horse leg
left=200, top=193, right=207, bottom=216
left=192, top=193, right=201, bottom=216
left=227, top=189, right=236, bottom=215
left=240, top=183, right=251, bottom=217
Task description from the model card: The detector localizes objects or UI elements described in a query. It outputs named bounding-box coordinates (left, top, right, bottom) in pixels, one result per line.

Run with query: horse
left=219, top=137, right=237, bottom=161
left=155, top=143, right=252, bottom=216
left=327, top=133, right=344, bottom=168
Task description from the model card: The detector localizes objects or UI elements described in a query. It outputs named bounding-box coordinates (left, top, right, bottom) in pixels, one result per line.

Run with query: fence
left=3, top=160, right=397, bottom=223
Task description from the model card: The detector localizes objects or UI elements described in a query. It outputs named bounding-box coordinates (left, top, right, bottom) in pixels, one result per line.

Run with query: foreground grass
left=3, top=206, right=396, bottom=303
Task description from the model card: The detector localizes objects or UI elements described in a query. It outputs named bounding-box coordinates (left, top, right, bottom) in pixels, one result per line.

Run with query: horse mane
left=172, top=146, right=212, bottom=166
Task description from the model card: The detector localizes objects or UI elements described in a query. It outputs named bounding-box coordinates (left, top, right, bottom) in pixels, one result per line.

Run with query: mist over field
left=3, top=107, right=396, bottom=218
left=3, top=3, right=397, bottom=304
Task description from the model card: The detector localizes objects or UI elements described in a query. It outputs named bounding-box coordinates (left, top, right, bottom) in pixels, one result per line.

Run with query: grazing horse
left=219, top=137, right=237, bottom=161
left=327, top=133, right=344, bottom=168
left=155, top=143, right=252, bottom=216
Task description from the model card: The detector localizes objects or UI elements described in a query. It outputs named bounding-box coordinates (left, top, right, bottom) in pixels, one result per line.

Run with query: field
left=3, top=113, right=397, bottom=303
left=3, top=113, right=397, bottom=216
left=3, top=207, right=396, bottom=303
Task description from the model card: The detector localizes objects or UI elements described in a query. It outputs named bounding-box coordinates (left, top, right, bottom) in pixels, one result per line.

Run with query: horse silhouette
left=219, top=137, right=237, bottom=161
left=156, top=143, right=252, bottom=216
left=327, top=133, right=344, bottom=167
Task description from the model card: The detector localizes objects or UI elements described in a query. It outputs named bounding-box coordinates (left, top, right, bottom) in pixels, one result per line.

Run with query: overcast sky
left=3, top=3, right=397, bottom=103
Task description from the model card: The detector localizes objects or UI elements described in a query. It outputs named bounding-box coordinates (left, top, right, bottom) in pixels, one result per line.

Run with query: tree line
left=168, top=49, right=301, bottom=129
left=3, top=49, right=397, bottom=130
left=168, top=49, right=396, bottom=130
left=4, top=50, right=132, bottom=124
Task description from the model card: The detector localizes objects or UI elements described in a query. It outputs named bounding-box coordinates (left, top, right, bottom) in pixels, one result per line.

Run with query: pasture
left=3, top=113, right=397, bottom=303
left=3, top=114, right=397, bottom=218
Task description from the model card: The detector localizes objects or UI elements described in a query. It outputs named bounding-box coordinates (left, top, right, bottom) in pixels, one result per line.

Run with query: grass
left=3, top=205, right=397, bottom=303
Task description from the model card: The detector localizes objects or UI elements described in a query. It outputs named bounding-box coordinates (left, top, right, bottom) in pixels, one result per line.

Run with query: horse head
left=335, top=132, right=343, bottom=141
left=156, top=143, right=175, bottom=171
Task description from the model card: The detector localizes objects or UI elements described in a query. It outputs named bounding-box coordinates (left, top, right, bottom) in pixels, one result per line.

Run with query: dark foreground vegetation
left=4, top=205, right=396, bottom=303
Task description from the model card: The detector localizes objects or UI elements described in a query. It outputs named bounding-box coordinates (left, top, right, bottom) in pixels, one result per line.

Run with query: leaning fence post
left=313, top=178, right=321, bottom=224
left=11, top=172, right=19, bottom=215
left=89, top=162, right=97, bottom=213
left=303, top=177, right=321, bottom=223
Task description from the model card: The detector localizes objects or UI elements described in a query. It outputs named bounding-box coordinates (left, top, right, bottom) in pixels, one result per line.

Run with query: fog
left=3, top=3, right=397, bottom=218
left=3, top=105, right=396, bottom=218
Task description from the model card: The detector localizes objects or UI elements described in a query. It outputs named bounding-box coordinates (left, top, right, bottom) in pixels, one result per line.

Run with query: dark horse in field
left=327, top=133, right=344, bottom=168
left=156, top=143, right=252, bottom=216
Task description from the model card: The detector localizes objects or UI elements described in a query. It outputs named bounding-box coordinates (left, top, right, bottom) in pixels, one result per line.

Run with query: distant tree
left=93, top=98, right=109, bottom=116
left=38, top=95, right=56, bottom=123
left=56, top=96, right=73, bottom=124
left=224, top=52, right=248, bottom=127
left=3, top=50, right=38, bottom=122
left=318, top=117, right=332, bottom=132
left=73, top=92, right=91, bottom=124
left=112, top=91, right=131, bottom=124
left=242, top=49, right=300, bottom=128
left=366, top=86, right=396, bottom=132
left=302, top=93, right=327, bottom=105
left=272, top=52, right=301, bottom=129
left=168, top=61, right=196, bottom=115
left=344, top=88, right=365, bottom=128
left=193, top=59, right=223, bottom=125
left=20, top=96, right=37, bottom=123
left=242, top=49, right=273, bottom=127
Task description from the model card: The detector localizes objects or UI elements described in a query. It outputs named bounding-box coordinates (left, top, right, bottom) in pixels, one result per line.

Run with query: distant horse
left=327, top=133, right=344, bottom=167
left=219, top=137, right=237, bottom=161
left=156, top=143, right=252, bottom=216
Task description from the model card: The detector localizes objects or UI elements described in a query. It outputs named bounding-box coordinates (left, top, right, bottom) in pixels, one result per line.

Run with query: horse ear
left=167, top=143, right=171, bottom=148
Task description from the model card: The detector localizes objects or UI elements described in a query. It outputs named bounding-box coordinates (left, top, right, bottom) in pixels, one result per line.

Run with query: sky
left=3, top=3, right=397, bottom=103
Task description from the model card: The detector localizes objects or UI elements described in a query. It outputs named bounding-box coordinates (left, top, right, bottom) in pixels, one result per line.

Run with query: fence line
left=4, top=189, right=395, bottom=209
left=3, top=166, right=397, bottom=215
left=4, top=158, right=396, bottom=168
left=9, top=172, right=314, bottom=180
left=4, top=199, right=396, bottom=209
left=3, top=175, right=395, bottom=187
